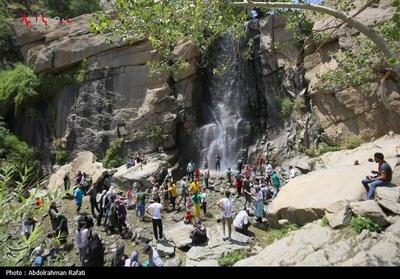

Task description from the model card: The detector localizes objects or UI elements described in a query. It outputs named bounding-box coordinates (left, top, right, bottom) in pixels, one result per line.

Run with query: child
left=184, top=209, right=193, bottom=225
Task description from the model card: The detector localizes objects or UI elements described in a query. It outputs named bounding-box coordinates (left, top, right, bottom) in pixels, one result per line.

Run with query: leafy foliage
left=101, top=138, right=125, bottom=168
left=147, top=125, right=168, bottom=147
left=321, top=215, right=329, bottom=227
left=90, top=0, right=248, bottom=79
left=350, top=216, right=381, bottom=234
left=0, top=119, right=38, bottom=171
left=275, top=97, right=294, bottom=118
left=0, top=165, right=64, bottom=266
left=217, top=250, right=247, bottom=267
left=266, top=223, right=300, bottom=244
left=340, top=135, right=362, bottom=150
left=43, top=0, right=100, bottom=19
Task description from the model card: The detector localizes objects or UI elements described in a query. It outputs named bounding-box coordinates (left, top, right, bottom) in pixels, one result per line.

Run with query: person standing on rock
left=271, top=170, right=281, bottom=199
left=237, top=156, right=244, bottom=172
left=236, top=174, right=243, bottom=196
left=74, top=217, right=89, bottom=265
left=204, top=157, right=209, bottom=169
left=75, top=171, right=83, bottom=185
left=217, top=190, right=233, bottom=243
left=73, top=185, right=83, bottom=214
left=190, top=178, right=201, bottom=195
left=257, top=155, right=265, bottom=176
left=166, top=180, right=178, bottom=211
left=200, top=187, right=207, bottom=216
left=361, top=152, right=393, bottom=200
left=243, top=177, right=252, bottom=209
left=116, top=199, right=127, bottom=234
left=143, top=244, right=163, bottom=267
left=244, top=185, right=263, bottom=223
left=97, top=190, right=107, bottom=226
left=204, top=167, right=210, bottom=188
left=86, top=183, right=100, bottom=219
left=177, top=177, right=188, bottom=207
left=192, top=191, right=202, bottom=220
left=63, top=174, right=70, bottom=191
left=215, top=153, right=221, bottom=171
left=146, top=197, right=164, bottom=241
left=227, top=168, right=232, bottom=186
left=187, top=161, right=195, bottom=182
left=136, top=189, right=147, bottom=221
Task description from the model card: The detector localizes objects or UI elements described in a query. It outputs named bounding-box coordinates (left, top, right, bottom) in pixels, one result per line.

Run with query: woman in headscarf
left=253, top=186, right=264, bottom=223
left=124, top=251, right=141, bottom=267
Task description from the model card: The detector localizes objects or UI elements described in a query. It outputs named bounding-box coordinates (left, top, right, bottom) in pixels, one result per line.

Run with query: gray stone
left=163, top=221, right=193, bottom=249
left=350, top=200, right=390, bottom=227
left=325, top=201, right=352, bottom=229
left=156, top=240, right=175, bottom=257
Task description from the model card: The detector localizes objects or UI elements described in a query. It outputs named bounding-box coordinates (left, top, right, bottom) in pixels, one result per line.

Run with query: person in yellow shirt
left=190, top=179, right=201, bottom=194
left=164, top=181, right=178, bottom=211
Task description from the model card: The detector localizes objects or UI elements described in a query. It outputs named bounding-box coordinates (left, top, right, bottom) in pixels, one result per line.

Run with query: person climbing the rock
left=136, top=188, right=147, bottom=221
left=233, top=208, right=251, bottom=236
left=361, top=152, right=393, bottom=200
left=190, top=220, right=208, bottom=246
left=146, top=197, right=164, bottom=241
left=86, top=183, right=100, bottom=219
left=227, top=168, right=232, bottom=186
left=204, top=167, right=210, bottom=188
left=73, top=185, right=83, bottom=214
left=177, top=177, right=188, bottom=207
left=215, top=153, right=221, bottom=171
left=217, top=190, right=233, bottom=243
left=187, top=161, right=195, bottom=182
left=271, top=170, right=281, bottom=199
left=143, top=244, right=163, bottom=267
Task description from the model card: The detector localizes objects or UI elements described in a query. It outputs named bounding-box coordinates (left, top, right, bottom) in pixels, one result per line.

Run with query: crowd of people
left=26, top=148, right=397, bottom=267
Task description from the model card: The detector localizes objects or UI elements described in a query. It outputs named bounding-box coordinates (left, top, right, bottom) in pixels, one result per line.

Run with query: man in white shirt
left=146, top=197, right=163, bottom=241
left=217, top=190, right=233, bottom=243
left=233, top=209, right=251, bottom=236
left=289, top=166, right=297, bottom=179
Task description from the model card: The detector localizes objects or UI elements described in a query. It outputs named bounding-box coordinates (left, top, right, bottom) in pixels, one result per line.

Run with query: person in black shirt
left=361, top=152, right=393, bottom=199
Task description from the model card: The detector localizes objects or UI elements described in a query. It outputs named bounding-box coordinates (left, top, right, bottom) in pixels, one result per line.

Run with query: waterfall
left=197, top=33, right=255, bottom=171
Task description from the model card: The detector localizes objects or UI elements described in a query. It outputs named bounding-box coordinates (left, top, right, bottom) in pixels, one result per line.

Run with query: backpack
left=85, top=231, right=105, bottom=266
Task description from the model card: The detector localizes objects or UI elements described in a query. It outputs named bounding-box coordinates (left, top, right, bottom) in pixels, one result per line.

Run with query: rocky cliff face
left=12, top=15, right=201, bottom=165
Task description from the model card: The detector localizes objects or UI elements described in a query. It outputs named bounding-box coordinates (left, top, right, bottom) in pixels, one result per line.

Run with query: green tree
left=43, top=0, right=100, bottom=18
left=101, top=138, right=124, bottom=168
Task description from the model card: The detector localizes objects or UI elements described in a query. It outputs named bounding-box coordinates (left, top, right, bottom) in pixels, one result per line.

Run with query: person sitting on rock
left=184, top=209, right=194, bottom=225
left=361, top=152, right=393, bottom=200
left=143, top=244, right=163, bottom=267
left=125, top=251, right=141, bottom=267
left=233, top=208, right=251, bottom=236
left=126, top=156, right=135, bottom=169
left=190, top=220, right=208, bottom=246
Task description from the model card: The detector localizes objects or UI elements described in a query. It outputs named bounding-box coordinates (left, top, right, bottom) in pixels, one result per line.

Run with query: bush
left=305, top=142, right=340, bottom=158
left=350, top=216, right=381, bottom=234
left=101, top=138, right=125, bottom=168
left=217, top=250, right=247, bottom=267
left=55, top=149, right=68, bottom=165
left=275, top=97, right=294, bottom=118
left=340, top=135, right=362, bottom=150
left=321, top=215, right=329, bottom=227
left=43, top=0, right=100, bottom=19
left=266, top=223, right=300, bottom=244
left=0, top=121, right=38, bottom=170
left=0, top=63, right=40, bottom=115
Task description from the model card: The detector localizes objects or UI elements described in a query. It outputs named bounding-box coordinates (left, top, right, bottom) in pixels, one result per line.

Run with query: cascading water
left=197, top=33, right=256, bottom=171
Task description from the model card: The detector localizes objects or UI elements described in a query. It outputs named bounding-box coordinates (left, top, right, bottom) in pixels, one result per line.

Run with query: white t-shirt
left=290, top=168, right=296, bottom=179
left=218, top=198, right=232, bottom=218
left=147, top=203, right=162, bottom=219
left=233, top=210, right=249, bottom=229
left=74, top=228, right=89, bottom=249
left=266, top=164, right=273, bottom=175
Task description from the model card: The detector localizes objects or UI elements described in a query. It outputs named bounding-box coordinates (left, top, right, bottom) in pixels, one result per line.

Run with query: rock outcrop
left=267, top=135, right=400, bottom=227
left=47, top=151, right=107, bottom=192
left=235, top=219, right=400, bottom=266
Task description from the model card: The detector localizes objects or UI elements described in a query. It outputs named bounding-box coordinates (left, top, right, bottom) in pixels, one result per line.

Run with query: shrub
left=321, top=215, right=329, bottom=227
left=55, top=149, right=68, bottom=165
left=101, top=138, right=125, bottom=168
left=305, top=142, right=340, bottom=158
left=340, top=135, right=362, bottom=150
left=43, top=0, right=100, bottom=19
left=147, top=125, right=169, bottom=147
left=275, top=97, right=294, bottom=118
left=0, top=63, right=40, bottom=115
left=217, top=250, right=247, bottom=267
left=350, top=216, right=381, bottom=234
left=266, top=223, right=300, bottom=244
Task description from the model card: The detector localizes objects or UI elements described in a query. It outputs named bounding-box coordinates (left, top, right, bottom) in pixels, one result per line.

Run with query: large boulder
left=325, top=201, right=352, bottom=229
left=268, top=135, right=400, bottom=227
left=112, top=152, right=172, bottom=189
left=375, top=186, right=400, bottom=215
left=350, top=200, right=390, bottom=227
left=235, top=220, right=400, bottom=266
left=163, top=221, right=193, bottom=250
left=47, top=151, right=107, bottom=192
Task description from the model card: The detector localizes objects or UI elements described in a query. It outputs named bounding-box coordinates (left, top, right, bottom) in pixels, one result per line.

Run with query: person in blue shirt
left=74, top=186, right=83, bottom=214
